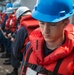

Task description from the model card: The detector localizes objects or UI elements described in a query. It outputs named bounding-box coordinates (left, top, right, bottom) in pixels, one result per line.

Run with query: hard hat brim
left=12, top=7, right=18, bottom=10
left=6, top=12, right=13, bottom=14
left=32, top=9, right=74, bottom=23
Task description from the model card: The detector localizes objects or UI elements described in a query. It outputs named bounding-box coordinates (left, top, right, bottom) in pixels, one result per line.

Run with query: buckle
left=30, top=64, right=43, bottom=73
left=36, top=65, right=43, bottom=73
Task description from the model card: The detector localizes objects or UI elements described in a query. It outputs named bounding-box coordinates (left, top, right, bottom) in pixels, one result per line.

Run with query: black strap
left=52, top=58, right=63, bottom=75
left=23, top=48, right=33, bottom=74
left=24, top=61, right=52, bottom=74
left=72, top=72, right=74, bottom=75
left=24, top=61, right=62, bottom=75
left=23, top=48, right=63, bottom=75
left=26, top=48, right=33, bottom=62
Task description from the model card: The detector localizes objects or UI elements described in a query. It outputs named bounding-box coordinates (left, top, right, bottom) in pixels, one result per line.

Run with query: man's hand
left=11, top=37, right=15, bottom=42
left=8, top=33, right=11, bottom=38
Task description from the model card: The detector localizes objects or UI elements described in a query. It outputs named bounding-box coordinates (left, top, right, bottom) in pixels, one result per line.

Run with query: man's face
left=39, top=20, right=67, bottom=42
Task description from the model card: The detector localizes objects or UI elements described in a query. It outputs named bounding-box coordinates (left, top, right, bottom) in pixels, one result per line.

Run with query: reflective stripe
left=26, top=68, right=37, bottom=75
left=26, top=68, right=43, bottom=75
left=38, top=74, right=43, bottom=75
left=9, top=19, right=12, bottom=26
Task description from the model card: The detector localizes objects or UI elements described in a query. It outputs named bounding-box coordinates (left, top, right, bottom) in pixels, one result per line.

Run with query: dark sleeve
left=12, top=26, right=28, bottom=58
left=1, top=14, right=8, bottom=30
left=23, top=42, right=31, bottom=56
left=12, top=31, right=17, bottom=38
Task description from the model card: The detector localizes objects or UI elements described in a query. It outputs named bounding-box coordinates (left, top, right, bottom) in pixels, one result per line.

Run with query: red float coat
left=0, top=13, right=3, bottom=25
left=21, top=24, right=74, bottom=75
left=1, top=13, right=6, bottom=24
left=5, top=14, right=17, bottom=33
left=20, top=15, right=39, bottom=52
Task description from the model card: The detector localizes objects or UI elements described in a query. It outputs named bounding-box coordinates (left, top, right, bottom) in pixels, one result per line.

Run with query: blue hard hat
left=12, top=1, right=21, bottom=10
left=32, top=0, right=74, bottom=22
left=6, top=3, right=12, bottom=8
left=6, top=7, right=14, bottom=14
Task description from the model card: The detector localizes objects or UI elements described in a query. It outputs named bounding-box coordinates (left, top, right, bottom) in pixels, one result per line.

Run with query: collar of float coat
left=20, top=15, right=39, bottom=35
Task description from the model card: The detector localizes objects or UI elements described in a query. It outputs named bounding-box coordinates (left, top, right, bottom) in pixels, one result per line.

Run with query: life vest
left=64, top=23, right=74, bottom=46
left=20, top=15, right=39, bottom=52
left=21, top=24, right=74, bottom=75
left=2, top=13, right=6, bottom=24
left=0, top=13, right=3, bottom=25
left=5, top=14, right=17, bottom=32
